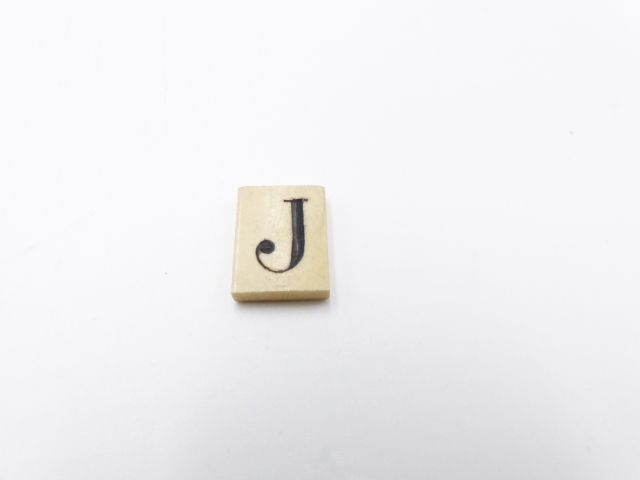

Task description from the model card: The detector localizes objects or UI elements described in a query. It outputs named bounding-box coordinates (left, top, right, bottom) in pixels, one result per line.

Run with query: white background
left=1, top=1, right=639, bottom=479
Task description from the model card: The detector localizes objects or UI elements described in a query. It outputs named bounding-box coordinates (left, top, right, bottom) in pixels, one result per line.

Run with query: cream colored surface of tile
left=232, top=186, right=330, bottom=302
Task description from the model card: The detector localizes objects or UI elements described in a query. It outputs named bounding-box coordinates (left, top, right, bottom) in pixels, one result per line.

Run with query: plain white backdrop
left=1, top=1, right=640, bottom=479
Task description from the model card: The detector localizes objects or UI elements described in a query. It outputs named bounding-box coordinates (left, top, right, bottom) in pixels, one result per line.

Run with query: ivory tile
left=231, top=186, right=330, bottom=302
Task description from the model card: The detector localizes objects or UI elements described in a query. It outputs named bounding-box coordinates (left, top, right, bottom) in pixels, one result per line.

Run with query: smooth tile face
left=232, top=186, right=330, bottom=302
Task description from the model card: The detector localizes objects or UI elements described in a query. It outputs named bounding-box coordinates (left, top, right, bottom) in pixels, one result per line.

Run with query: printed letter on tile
left=232, top=186, right=330, bottom=301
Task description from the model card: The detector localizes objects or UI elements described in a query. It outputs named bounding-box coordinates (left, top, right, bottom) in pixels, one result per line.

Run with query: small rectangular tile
left=231, top=186, right=330, bottom=302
